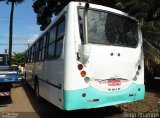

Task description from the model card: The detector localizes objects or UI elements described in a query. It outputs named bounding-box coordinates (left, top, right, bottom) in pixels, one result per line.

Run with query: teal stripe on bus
left=63, top=84, right=145, bottom=110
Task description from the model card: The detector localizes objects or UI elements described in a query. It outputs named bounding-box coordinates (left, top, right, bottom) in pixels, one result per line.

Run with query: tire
left=22, top=71, right=26, bottom=84
left=24, top=71, right=26, bottom=80
left=35, top=78, right=41, bottom=101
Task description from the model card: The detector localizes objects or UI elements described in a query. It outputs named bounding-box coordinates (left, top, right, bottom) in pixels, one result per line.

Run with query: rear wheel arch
left=34, top=75, right=41, bottom=101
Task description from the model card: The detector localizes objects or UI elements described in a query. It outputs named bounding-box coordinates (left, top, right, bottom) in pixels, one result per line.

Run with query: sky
left=0, top=0, right=42, bottom=54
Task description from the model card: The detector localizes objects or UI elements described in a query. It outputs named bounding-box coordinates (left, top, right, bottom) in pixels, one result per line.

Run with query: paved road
left=0, top=83, right=123, bottom=118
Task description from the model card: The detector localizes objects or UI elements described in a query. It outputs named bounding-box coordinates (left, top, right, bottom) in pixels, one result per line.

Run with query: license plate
left=108, top=80, right=121, bottom=86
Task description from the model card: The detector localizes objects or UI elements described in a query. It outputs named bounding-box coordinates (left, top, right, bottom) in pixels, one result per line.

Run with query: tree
left=12, top=52, right=25, bottom=65
left=32, top=0, right=118, bottom=31
left=119, top=0, right=160, bottom=80
left=0, top=0, right=24, bottom=66
left=32, top=0, right=57, bottom=30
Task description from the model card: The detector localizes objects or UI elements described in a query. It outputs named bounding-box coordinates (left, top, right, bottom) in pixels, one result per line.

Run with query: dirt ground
left=120, top=91, right=160, bottom=113
left=0, top=81, right=160, bottom=118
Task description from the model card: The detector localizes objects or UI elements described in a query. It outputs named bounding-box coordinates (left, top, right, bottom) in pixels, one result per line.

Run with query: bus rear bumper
left=63, top=84, right=145, bottom=110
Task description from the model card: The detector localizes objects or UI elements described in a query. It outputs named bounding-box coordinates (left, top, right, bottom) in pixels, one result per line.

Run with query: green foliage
left=144, top=39, right=160, bottom=79
left=12, top=52, right=25, bottom=65
left=32, top=0, right=118, bottom=31
left=32, top=0, right=58, bottom=30
left=144, top=39, right=160, bottom=59
left=121, top=0, right=160, bottom=78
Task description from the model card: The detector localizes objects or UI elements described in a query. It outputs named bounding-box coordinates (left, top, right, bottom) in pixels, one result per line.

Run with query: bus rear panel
left=63, top=2, right=144, bottom=110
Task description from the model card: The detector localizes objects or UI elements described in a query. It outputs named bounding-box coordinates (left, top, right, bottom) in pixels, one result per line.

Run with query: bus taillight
left=81, top=71, right=86, bottom=77
left=136, top=71, right=139, bottom=76
left=138, top=65, right=141, bottom=70
left=84, top=77, right=90, bottom=83
left=78, top=64, right=83, bottom=70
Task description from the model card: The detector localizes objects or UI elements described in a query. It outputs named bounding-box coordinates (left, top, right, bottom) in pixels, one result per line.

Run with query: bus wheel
left=35, top=78, right=41, bottom=101
left=22, top=71, right=26, bottom=84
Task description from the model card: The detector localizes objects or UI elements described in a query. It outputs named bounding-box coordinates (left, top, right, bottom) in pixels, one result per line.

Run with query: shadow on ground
left=0, top=83, right=23, bottom=108
left=146, top=78, right=160, bottom=92
left=22, top=78, right=160, bottom=118
left=0, top=96, right=12, bottom=107
left=22, top=83, right=123, bottom=118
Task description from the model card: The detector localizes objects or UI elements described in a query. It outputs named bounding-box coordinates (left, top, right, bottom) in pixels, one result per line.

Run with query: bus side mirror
left=85, top=3, right=89, bottom=9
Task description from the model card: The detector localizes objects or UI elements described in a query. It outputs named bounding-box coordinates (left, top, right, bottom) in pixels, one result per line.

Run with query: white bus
left=25, top=2, right=144, bottom=110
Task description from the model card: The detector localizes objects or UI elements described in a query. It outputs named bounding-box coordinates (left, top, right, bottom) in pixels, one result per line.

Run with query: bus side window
left=55, top=39, right=63, bottom=58
left=35, top=42, right=39, bottom=62
left=42, top=35, right=47, bottom=61
left=33, top=44, right=36, bottom=62
left=30, top=47, right=32, bottom=63
left=48, top=27, right=56, bottom=60
left=28, top=49, right=30, bottom=63
left=45, top=32, right=49, bottom=60
left=38, top=39, right=43, bottom=61
left=55, top=19, right=65, bottom=58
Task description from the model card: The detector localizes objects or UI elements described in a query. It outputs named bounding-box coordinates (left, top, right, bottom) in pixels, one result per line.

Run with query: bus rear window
left=79, top=8, right=139, bottom=48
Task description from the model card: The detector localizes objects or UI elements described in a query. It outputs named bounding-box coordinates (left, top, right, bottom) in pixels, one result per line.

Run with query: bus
left=25, top=2, right=144, bottom=110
